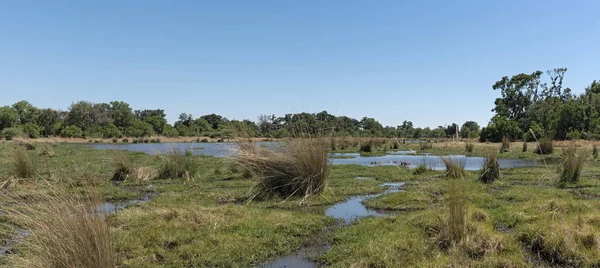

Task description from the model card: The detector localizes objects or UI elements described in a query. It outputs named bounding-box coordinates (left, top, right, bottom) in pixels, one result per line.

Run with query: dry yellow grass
left=0, top=187, right=115, bottom=268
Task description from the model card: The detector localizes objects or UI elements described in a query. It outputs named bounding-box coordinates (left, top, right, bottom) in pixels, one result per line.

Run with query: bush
left=480, top=151, right=499, bottom=183
left=21, top=123, right=41, bottom=138
left=557, top=146, right=586, bottom=187
left=1, top=127, right=25, bottom=140
left=112, top=138, right=118, bottom=143
left=442, top=157, right=465, bottom=179
left=122, top=138, right=129, bottom=143
left=499, top=136, right=511, bottom=153
left=234, top=138, right=330, bottom=198
left=465, top=141, right=474, bottom=153
left=0, top=188, right=115, bottom=267
left=60, top=125, right=83, bottom=138
left=156, top=149, right=195, bottom=179
left=12, top=148, right=36, bottom=178
left=534, top=138, right=553, bottom=155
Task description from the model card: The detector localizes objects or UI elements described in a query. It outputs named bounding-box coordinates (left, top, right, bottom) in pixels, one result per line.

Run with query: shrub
left=12, top=148, right=36, bottom=178
left=234, top=138, right=330, bottom=199
left=522, top=142, right=528, bottom=152
left=156, top=149, right=195, bottom=179
left=557, top=146, right=586, bottom=187
left=200, top=138, right=209, bottom=143
left=112, top=138, right=118, bottom=143
left=534, top=138, right=553, bottom=155
left=465, top=141, right=474, bottom=153
left=1, top=127, right=25, bottom=140
left=499, top=136, right=511, bottom=153
left=111, top=154, right=133, bottom=182
left=480, top=151, right=499, bottom=183
left=0, top=188, right=115, bottom=267
left=21, top=123, right=41, bottom=138
left=442, top=157, right=465, bottom=179
left=122, top=138, right=129, bottom=143
left=60, top=125, right=83, bottom=138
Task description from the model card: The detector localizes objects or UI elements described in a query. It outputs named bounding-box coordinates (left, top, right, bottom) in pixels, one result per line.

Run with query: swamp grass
left=1, top=142, right=600, bottom=266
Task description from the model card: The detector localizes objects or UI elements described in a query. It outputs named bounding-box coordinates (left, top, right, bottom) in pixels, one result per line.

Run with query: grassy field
left=0, top=139, right=599, bottom=267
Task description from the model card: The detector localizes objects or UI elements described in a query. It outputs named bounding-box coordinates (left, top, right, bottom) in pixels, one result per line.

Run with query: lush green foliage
left=482, top=69, right=600, bottom=141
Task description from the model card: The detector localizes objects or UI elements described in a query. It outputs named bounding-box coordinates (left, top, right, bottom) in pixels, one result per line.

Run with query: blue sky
left=1, top=1, right=599, bottom=128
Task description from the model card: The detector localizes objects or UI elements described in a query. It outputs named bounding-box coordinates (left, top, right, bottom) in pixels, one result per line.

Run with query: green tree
left=0, top=106, right=18, bottom=131
left=460, top=121, right=480, bottom=138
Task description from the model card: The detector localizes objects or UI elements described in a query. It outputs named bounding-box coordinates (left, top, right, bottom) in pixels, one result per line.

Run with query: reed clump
left=480, top=151, right=499, bottom=183
left=557, top=146, right=586, bottom=187
left=0, top=188, right=115, bottom=268
left=534, top=138, right=553, bottom=155
left=12, top=148, right=36, bottom=178
left=156, top=148, right=195, bottom=179
left=111, top=154, right=133, bottom=182
left=465, top=141, right=474, bottom=153
left=441, top=157, right=466, bottom=179
left=234, top=138, right=330, bottom=199
left=499, top=136, right=511, bottom=153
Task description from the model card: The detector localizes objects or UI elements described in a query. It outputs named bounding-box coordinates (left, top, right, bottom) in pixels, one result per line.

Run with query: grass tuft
left=499, top=136, right=511, bottom=153
left=465, top=141, right=474, bottom=153
left=420, top=142, right=433, bottom=150
left=156, top=148, right=195, bottom=179
left=522, top=142, right=528, bottom=152
left=534, top=138, right=553, bottom=155
left=40, top=143, right=54, bottom=157
left=12, top=148, right=36, bottom=178
left=557, top=145, right=586, bottom=187
left=111, top=154, right=134, bottom=181
left=480, top=151, right=499, bottom=183
left=593, top=144, right=598, bottom=159
left=234, top=138, right=330, bottom=199
left=441, top=157, right=466, bottom=179
left=0, top=188, right=115, bottom=268
left=413, top=164, right=429, bottom=175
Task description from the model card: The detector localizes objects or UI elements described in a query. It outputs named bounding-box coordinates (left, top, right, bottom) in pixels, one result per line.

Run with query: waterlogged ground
left=1, top=141, right=600, bottom=266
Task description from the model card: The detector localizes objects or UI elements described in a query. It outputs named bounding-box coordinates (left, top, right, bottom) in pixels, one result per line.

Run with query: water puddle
left=330, top=153, right=541, bottom=170
left=100, top=191, right=157, bottom=215
left=263, top=182, right=405, bottom=267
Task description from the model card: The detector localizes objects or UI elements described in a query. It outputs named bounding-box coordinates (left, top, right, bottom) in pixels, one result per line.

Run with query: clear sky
left=2, top=1, right=599, bottom=128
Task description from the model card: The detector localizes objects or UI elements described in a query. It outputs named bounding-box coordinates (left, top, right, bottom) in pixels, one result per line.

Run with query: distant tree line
left=0, top=100, right=479, bottom=140
left=480, top=68, right=600, bottom=142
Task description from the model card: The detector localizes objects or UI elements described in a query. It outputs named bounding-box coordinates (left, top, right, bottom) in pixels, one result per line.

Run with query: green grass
left=2, top=142, right=600, bottom=266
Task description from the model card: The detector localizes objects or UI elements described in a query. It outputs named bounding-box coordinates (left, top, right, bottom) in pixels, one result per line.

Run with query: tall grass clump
left=413, top=163, right=429, bottom=175
left=111, top=154, right=133, bottom=182
left=0, top=188, right=115, bottom=268
left=156, top=148, right=195, bottom=179
left=420, top=142, right=433, bottom=150
left=234, top=138, right=330, bottom=199
left=534, top=137, right=553, bottom=155
left=557, top=146, right=586, bottom=187
left=522, top=142, right=528, bottom=152
left=436, top=180, right=467, bottom=249
left=359, top=141, right=373, bottom=152
left=465, top=141, right=474, bottom=153
left=40, top=143, right=54, bottom=157
left=499, top=136, right=511, bottom=153
left=441, top=157, right=466, bottom=179
left=480, top=151, right=499, bottom=183
left=593, top=144, right=598, bottom=159
left=12, top=148, right=36, bottom=178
